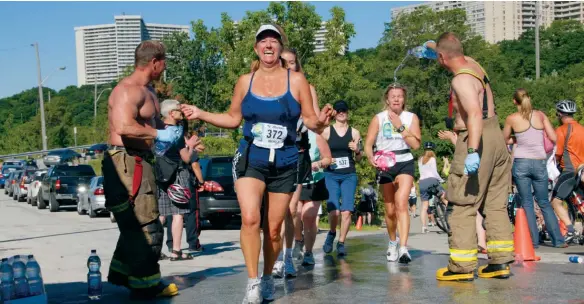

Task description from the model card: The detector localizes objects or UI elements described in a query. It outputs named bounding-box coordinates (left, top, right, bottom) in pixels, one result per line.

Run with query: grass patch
left=87, top=157, right=103, bottom=176
left=317, top=222, right=382, bottom=232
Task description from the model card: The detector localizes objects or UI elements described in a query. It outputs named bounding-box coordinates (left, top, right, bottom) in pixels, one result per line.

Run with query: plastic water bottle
left=1, top=258, right=15, bottom=301
left=12, top=255, right=30, bottom=298
left=87, top=249, right=102, bottom=300
left=154, top=125, right=182, bottom=156
left=569, top=256, right=584, bottom=263
left=26, top=255, right=44, bottom=296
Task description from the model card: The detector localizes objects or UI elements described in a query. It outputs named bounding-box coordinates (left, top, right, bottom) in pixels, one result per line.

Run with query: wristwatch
left=468, top=148, right=478, bottom=154
left=396, top=125, right=406, bottom=133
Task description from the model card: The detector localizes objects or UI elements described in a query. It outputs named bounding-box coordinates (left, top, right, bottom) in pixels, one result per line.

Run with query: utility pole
left=94, top=75, right=98, bottom=119
left=535, top=1, right=541, bottom=79
left=33, top=42, right=48, bottom=151
left=48, top=90, right=51, bottom=103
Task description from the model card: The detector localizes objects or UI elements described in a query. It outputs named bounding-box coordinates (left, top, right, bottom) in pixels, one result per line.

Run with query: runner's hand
left=348, top=139, right=358, bottom=152
left=438, top=130, right=455, bottom=141
left=186, top=135, right=201, bottom=149
left=464, top=152, right=480, bottom=175
left=318, top=104, right=336, bottom=126
left=311, top=161, right=321, bottom=172
left=180, top=104, right=201, bottom=120
left=195, top=143, right=205, bottom=153
left=388, top=111, right=403, bottom=130
left=368, top=156, right=378, bottom=168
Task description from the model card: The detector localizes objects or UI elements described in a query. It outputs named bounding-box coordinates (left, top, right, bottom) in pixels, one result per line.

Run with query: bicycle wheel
left=434, top=201, right=450, bottom=233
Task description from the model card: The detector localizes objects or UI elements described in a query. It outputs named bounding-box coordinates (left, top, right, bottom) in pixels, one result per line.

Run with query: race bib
left=251, top=123, right=288, bottom=149
left=333, top=157, right=350, bottom=170
left=382, top=122, right=393, bottom=139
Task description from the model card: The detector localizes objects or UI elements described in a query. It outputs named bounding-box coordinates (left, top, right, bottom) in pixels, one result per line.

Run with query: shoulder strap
left=287, top=69, right=291, bottom=92
left=454, top=69, right=486, bottom=88
left=248, top=73, right=256, bottom=93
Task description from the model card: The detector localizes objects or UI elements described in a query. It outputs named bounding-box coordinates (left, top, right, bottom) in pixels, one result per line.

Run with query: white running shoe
left=261, top=275, right=275, bottom=301
left=284, top=255, right=297, bottom=278
left=272, top=261, right=284, bottom=278
left=422, top=226, right=428, bottom=234
left=386, top=238, right=399, bottom=262
left=242, top=278, right=262, bottom=304
left=398, top=246, right=412, bottom=264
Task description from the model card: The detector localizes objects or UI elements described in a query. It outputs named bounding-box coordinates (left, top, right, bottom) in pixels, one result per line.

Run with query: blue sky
left=0, top=1, right=420, bottom=98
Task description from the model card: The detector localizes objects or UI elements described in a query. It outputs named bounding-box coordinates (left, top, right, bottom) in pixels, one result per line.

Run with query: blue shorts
left=324, top=172, right=358, bottom=212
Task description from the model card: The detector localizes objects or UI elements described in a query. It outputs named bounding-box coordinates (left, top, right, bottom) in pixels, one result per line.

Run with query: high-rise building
left=390, top=1, right=575, bottom=44
left=74, top=15, right=189, bottom=86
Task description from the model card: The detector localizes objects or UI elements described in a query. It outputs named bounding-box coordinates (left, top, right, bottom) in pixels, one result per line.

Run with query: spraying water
left=393, top=53, right=411, bottom=84
left=393, top=44, right=438, bottom=84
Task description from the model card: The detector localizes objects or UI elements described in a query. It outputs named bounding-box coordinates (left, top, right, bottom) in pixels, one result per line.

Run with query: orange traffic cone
left=514, top=208, right=541, bottom=261
left=559, top=220, right=568, bottom=237
left=356, top=216, right=363, bottom=231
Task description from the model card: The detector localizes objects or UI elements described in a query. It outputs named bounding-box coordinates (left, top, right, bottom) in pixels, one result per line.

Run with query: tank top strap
left=287, top=69, right=291, bottom=93
left=248, top=72, right=256, bottom=93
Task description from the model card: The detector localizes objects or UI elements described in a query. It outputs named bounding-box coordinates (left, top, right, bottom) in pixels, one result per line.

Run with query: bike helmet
left=424, top=142, right=436, bottom=150
left=167, top=183, right=192, bottom=204
left=556, top=99, right=577, bottom=114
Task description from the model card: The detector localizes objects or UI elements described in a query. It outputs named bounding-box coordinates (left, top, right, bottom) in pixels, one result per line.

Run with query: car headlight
left=78, top=186, right=87, bottom=193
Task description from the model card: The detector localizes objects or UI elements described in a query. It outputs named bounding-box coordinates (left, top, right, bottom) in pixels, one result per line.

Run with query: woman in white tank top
left=364, top=83, right=421, bottom=264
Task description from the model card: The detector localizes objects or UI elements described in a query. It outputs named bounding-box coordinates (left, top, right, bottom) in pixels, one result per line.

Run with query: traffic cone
left=513, top=208, right=541, bottom=261
left=559, top=220, right=568, bottom=237
left=356, top=216, right=363, bottom=230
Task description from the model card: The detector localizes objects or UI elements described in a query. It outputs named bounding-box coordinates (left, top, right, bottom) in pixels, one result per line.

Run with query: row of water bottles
left=0, top=255, right=44, bottom=302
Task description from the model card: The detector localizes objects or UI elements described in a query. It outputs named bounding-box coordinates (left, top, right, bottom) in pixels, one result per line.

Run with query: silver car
left=27, top=170, right=47, bottom=206
left=77, top=176, right=106, bottom=218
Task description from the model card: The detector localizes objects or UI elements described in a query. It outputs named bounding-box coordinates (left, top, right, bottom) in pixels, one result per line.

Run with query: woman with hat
left=364, top=83, right=421, bottom=264
left=181, top=24, right=334, bottom=304
left=321, top=100, right=363, bottom=257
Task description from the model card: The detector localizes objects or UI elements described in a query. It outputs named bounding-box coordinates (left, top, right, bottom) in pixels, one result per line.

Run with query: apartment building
left=390, top=1, right=576, bottom=43
left=75, top=15, right=189, bottom=86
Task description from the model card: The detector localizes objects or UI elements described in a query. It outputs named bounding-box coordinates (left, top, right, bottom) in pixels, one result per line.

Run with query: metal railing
left=0, top=144, right=97, bottom=160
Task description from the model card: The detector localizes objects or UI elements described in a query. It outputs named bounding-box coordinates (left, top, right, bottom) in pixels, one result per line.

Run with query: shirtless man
left=102, top=40, right=190, bottom=299
left=427, top=33, right=514, bottom=281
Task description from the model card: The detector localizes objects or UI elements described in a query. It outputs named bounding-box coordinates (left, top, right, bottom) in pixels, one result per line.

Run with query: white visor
left=255, top=24, right=281, bottom=39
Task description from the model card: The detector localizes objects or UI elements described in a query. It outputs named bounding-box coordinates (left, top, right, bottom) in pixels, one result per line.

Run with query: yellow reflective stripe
left=110, top=259, right=129, bottom=275
left=455, top=69, right=486, bottom=87
left=487, top=240, right=514, bottom=252
left=109, top=202, right=130, bottom=213
left=450, top=249, right=478, bottom=262
left=487, top=241, right=514, bottom=246
left=128, top=273, right=161, bottom=289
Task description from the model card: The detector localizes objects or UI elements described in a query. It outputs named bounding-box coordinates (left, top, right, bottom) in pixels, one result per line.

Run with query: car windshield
left=2, top=167, right=17, bottom=174
left=3, top=161, right=22, bottom=166
left=54, top=166, right=96, bottom=177
left=48, top=151, right=64, bottom=156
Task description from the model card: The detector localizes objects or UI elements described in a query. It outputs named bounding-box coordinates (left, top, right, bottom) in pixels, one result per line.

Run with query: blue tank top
left=239, top=69, right=302, bottom=169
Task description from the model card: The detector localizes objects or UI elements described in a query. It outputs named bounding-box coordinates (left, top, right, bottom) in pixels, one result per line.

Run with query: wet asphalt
left=45, top=233, right=584, bottom=304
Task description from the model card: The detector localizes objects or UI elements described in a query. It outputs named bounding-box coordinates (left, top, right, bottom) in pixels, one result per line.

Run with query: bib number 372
left=252, top=123, right=288, bottom=149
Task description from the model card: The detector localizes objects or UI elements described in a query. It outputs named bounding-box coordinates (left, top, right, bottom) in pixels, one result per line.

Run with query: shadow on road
left=193, top=241, right=239, bottom=256
left=0, top=227, right=118, bottom=243
left=44, top=264, right=246, bottom=304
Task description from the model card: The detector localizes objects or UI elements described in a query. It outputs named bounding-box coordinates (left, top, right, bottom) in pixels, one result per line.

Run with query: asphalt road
left=1, top=190, right=583, bottom=304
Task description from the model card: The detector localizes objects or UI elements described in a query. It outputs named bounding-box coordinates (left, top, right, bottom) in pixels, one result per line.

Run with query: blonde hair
left=251, top=23, right=288, bottom=73
left=421, top=150, right=436, bottom=165
left=282, top=48, right=303, bottom=73
left=382, top=83, right=407, bottom=111
left=514, top=88, right=532, bottom=120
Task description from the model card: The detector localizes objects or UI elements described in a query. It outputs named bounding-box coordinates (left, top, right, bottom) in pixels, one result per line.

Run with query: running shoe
left=398, top=246, right=412, bottom=264
left=272, top=261, right=284, bottom=278
left=565, top=231, right=575, bottom=244
left=386, top=238, right=399, bottom=262
left=337, top=242, right=347, bottom=257
left=293, top=240, right=304, bottom=261
left=323, top=231, right=336, bottom=254
left=242, top=278, right=262, bottom=304
left=422, top=226, right=428, bottom=234
left=261, top=275, right=275, bottom=301
left=284, top=255, right=297, bottom=278
left=302, top=252, right=315, bottom=266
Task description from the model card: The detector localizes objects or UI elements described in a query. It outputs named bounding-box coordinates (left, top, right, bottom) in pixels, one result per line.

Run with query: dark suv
left=199, top=156, right=239, bottom=229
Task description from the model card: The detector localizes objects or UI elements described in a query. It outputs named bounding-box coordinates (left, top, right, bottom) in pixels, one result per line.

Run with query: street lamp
left=32, top=42, right=66, bottom=152
left=42, top=66, right=66, bottom=103
left=94, top=88, right=112, bottom=119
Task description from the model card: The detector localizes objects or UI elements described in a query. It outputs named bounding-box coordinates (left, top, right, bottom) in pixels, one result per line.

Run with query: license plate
left=60, top=194, right=73, bottom=199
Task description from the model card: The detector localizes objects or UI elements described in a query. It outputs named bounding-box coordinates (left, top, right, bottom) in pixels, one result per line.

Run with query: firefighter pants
left=446, top=116, right=515, bottom=273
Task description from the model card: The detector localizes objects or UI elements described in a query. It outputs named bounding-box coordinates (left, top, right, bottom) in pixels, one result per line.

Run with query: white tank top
left=375, top=110, right=414, bottom=163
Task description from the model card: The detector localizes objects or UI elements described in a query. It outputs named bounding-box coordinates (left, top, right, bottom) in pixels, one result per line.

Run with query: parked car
left=27, top=170, right=47, bottom=206
left=43, top=149, right=81, bottom=166
left=14, top=167, right=38, bottom=202
left=77, top=176, right=107, bottom=218
left=7, top=171, right=23, bottom=199
left=83, top=143, right=108, bottom=159
left=0, top=166, right=19, bottom=189
left=38, top=165, right=96, bottom=212
left=198, top=156, right=239, bottom=229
